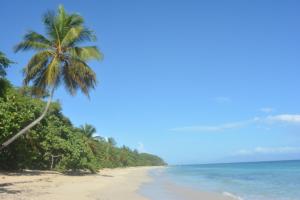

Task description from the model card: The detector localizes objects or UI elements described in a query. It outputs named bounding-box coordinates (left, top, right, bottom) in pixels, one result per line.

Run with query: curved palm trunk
left=0, top=88, right=55, bottom=151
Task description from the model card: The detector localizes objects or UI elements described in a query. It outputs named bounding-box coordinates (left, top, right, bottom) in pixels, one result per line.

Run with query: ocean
left=141, top=160, right=300, bottom=200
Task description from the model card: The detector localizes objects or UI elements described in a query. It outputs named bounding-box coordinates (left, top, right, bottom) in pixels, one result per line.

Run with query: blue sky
left=1, top=0, right=300, bottom=164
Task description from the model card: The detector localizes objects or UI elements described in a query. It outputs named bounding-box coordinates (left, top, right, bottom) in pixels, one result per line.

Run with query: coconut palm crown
left=80, top=124, right=97, bottom=139
left=15, top=5, right=102, bottom=97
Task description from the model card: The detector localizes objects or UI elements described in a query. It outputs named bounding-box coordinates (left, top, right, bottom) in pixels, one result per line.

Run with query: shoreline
left=141, top=167, right=235, bottom=200
left=0, top=166, right=234, bottom=200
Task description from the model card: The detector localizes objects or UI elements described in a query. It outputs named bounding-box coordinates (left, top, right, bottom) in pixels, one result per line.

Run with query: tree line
left=0, top=79, right=166, bottom=172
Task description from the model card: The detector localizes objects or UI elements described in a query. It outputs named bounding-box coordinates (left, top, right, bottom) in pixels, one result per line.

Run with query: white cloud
left=260, top=107, right=275, bottom=113
left=266, top=114, right=300, bottom=124
left=170, top=120, right=251, bottom=132
left=235, top=146, right=300, bottom=156
left=170, top=114, right=300, bottom=133
left=215, top=96, right=231, bottom=104
left=137, top=142, right=146, bottom=153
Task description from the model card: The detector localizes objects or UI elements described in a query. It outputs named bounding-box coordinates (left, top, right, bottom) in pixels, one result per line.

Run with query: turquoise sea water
left=142, top=160, right=300, bottom=200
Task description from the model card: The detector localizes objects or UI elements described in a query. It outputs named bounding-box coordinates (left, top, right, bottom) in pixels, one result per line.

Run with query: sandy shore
left=0, top=167, right=155, bottom=200
left=0, top=167, right=234, bottom=200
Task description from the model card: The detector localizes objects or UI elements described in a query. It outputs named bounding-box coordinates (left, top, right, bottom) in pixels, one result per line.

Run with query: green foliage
left=0, top=83, right=166, bottom=172
left=136, top=153, right=166, bottom=166
left=0, top=51, right=13, bottom=78
left=0, top=51, right=13, bottom=96
left=0, top=78, right=12, bottom=97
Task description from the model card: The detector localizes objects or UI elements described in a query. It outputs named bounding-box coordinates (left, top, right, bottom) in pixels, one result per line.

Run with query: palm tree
left=79, top=124, right=97, bottom=139
left=79, top=124, right=99, bottom=155
left=0, top=51, right=13, bottom=78
left=0, top=5, right=102, bottom=150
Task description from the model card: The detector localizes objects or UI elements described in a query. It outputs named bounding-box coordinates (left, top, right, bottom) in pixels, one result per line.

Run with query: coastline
left=0, top=166, right=234, bottom=200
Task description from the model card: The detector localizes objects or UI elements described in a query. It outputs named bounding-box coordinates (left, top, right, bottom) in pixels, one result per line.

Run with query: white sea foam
left=222, top=192, right=243, bottom=200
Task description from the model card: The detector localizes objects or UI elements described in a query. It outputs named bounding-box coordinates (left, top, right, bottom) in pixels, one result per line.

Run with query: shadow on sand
left=0, top=183, right=21, bottom=194
left=0, top=169, right=114, bottom=195
left=0, top=170, right=59, bottom=176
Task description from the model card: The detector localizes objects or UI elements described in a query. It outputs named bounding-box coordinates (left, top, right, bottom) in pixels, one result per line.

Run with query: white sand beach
left=0, top=167, right=233, bottom=200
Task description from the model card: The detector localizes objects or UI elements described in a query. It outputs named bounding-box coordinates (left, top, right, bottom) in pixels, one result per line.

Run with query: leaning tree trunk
left=0, top=88, right=55, bottom=151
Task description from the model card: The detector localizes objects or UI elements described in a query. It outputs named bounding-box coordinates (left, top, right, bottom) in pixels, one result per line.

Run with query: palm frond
left=79, top=124, right=97, bottom=138
left=45, top=56, right=60, bottom=85
left=68, top=13, right=84, bottom=27
left=0, top=51, right=13, bottom=67
left=0, top=51, right=13, bottom=77
left=43, top=10, right=57, bottom=41
left=23, top=50, right=52, bottom=85
left=61, top=26, right=84, bottom=47
left=24, top=31, right=52, bottom=45
left=14, top=40, right=51, bottom=52
left=62, top=62, right=79, bottom=95
left=57, top=5, right=67, bottom=34
left=69, top=46, right=103, bottom=61
left=69, top=28, right=96, bottom=46
left=31, top=67, right=49, bottom=94
left=63, top=58, right=96, bottom=97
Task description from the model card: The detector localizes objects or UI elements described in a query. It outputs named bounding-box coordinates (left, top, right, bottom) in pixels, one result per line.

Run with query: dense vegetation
left=0, top=79, right=166, bottom=172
